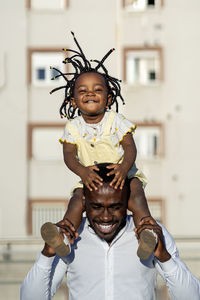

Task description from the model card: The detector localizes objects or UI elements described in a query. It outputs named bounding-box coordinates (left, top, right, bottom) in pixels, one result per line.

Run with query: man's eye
left=95, top=89, right=102, bottom=92
left=79, top=89, right=86, bottom=93
left=111, top=206, right=121, bottom=211
left=92, top=205, right=101, bottom=210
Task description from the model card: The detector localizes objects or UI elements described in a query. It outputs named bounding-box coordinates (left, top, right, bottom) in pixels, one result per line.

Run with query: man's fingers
left=138, top=216, right=156, bottom=226
left=137, top=224, right=162, bottom=238
left=56, top=219, right=75, bottom=232
left=64, top=231, right=75, bottom=244
left=59, top=225, right=76, bottom=239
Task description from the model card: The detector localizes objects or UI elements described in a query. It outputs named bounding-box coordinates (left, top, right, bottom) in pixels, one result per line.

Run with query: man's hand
left=41, top=219, right=79, bottom=258
left=42, top=243, right=56, bottom=257
left=80, top=165, right=103, bottom=191
left=106, top=164, right=128, bottom=189
left=56, top=219, right=79, bottom=244
left=134, top=217, right=171, bottom=262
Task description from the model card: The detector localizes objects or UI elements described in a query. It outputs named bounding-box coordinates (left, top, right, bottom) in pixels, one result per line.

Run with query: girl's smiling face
left=71, top=72, right=111, bottom=122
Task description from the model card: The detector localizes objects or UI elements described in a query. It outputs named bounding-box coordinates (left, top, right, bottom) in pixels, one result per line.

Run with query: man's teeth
left=100, top=225, right=112, bottom=229
left=97, top=224, right=114, bottom=232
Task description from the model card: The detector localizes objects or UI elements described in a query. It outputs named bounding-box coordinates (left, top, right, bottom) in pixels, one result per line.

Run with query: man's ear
left=71, top=98, right=77, bottom=109
left=82, top=195, right=86, bottom=210
left=107, top=94, right=112, bottom=107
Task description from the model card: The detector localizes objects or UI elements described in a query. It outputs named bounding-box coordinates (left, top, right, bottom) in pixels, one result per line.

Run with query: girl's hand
left=80, top=165, right=103, bottom=191
left=106, top=164, right=128, bottom=190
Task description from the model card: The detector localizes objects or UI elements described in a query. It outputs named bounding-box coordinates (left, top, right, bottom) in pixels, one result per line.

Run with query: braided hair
left=50, top=32, right=125, bottom=119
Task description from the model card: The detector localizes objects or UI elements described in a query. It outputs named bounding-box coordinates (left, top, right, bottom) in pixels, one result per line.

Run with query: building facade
left=1, top=0, right=200, bottom=239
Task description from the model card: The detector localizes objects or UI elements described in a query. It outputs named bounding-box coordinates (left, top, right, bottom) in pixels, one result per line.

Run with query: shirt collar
left=85, top=214, right=135, bottom=245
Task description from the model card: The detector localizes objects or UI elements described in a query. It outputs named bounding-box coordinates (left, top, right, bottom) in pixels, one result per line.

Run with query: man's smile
left=95, top=223, right=117, bottom=233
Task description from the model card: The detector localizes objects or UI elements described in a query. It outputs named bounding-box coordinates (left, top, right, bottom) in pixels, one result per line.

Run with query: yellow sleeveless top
left=66, top=111, right=123, bottom=166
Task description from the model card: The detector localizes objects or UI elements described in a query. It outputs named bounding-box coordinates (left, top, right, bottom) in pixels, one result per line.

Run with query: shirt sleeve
left=155, top=225, right=200, bottom=299
left=20, top=253, right=68, bottom=300
left=59, top=121, right=76, bottom=145
left=113, top=113, right=136, bottom=143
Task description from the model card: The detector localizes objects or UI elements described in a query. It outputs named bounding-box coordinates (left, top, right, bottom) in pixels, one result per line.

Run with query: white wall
left=0, top=0, right=27, bottom=237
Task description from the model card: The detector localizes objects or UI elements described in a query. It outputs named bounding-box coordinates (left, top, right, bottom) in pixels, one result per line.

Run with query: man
left=21, top=164, right=200, bottom=300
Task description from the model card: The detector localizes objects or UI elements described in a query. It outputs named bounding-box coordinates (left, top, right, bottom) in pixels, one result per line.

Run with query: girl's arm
left=63, top=142, right=85, bottom=177
left=63, top=142, right=102, bottom=191
left=107, top=133, right=137, bottom=189
left=120, top=132, right=137, bottom=172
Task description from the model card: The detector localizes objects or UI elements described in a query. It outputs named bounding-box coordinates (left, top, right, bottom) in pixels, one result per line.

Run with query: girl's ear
left=107, top=94, right=112, bottom=106
left=71, top=98, right=77, bottom=109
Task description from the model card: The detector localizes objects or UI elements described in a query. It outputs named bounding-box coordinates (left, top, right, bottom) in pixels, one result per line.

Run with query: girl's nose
left=86, top=90, right=95, bottom=95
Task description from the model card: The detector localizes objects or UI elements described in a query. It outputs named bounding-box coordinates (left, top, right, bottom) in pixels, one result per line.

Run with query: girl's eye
left=95, top=88, right=102, bottom=92
left=79, top=90, right=86, bottom=93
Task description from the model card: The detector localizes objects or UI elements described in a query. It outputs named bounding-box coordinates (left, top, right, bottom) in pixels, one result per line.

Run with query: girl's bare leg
left=128, top=178, right=157, bottom=260
left=41, top=188, right=84, bottom=257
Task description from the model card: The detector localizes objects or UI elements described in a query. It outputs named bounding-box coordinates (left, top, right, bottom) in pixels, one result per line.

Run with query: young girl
left=41, top=32, right=157, bottom=260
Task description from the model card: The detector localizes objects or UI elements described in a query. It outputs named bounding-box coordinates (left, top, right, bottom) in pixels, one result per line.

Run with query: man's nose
left=100, top=209, right=112, bottom=222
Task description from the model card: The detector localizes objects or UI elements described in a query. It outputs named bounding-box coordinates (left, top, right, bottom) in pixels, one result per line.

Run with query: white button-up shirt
left=20, top=216, right=200, bottom=300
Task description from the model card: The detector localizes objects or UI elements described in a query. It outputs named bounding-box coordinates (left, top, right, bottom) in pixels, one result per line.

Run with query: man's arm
left=155, top=225, right=200, bottom=300
left=20, top=245, right=68, bottom=300
left=136, top=218, right=200, bottom=299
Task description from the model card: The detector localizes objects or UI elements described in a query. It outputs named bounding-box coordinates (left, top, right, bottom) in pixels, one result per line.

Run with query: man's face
left=85, top=183, right=128, bottom=243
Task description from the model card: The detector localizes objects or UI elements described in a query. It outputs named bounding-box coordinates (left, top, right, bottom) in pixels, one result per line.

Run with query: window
left=134, top=123, right=164, bottom=159
left=27, top=49, right=67, bottom=86
left=28, top=199, right=67, bottom=235
left=148, top=198, right=165, bottom=223
left=123, top=0, right=163, bottom=11
left=124, top=47, right=163, bottom=85
left=28, top=124, right=64, bottom=161
left=27, top=0, right=69, bottom=10
left=30, top=51, right=66, bottom=86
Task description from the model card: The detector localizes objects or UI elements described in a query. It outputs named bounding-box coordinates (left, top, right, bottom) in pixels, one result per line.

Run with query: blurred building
left=0, top=0, right=200, bottom=298
left=1, top=0, right=200, bottom=238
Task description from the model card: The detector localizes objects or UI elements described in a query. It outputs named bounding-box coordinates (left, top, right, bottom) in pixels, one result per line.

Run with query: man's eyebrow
left=109, top=203, right=123, bottom=208
left=90, top=202, right=102, bottom=206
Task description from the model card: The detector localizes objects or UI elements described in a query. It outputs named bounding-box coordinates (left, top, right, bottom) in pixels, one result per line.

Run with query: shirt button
left=94, top=161, right=98, bottom=164
left=90, top=144, right=94, bottom=147
left=94, top=133, right=97, bottom=136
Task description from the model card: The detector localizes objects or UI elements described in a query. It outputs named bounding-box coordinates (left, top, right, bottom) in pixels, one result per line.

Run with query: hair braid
left=50, top=32, right=125, bottom=119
